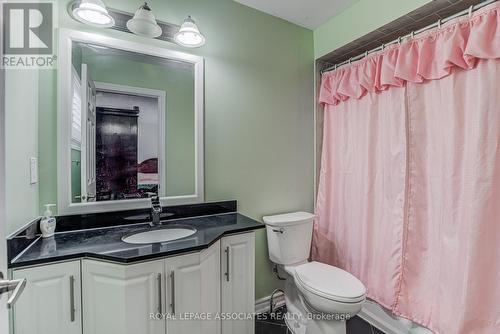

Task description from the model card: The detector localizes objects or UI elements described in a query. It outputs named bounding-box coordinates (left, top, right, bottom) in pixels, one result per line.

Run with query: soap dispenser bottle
left=40, top=204, right=57, bottom=238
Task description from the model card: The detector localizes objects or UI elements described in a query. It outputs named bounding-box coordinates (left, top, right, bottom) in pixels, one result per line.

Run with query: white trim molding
left=57, top=28, right=205, bottom=215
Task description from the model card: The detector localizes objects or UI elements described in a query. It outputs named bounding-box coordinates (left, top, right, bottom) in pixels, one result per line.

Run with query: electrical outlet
left=30, top=157, right=38, bottom=184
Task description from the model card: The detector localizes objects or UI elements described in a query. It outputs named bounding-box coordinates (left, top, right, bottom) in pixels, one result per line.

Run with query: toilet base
left=284, top=311, right=306, bottom=334
left=284, top=310, right=348, bottom=334
left=281, top=264, right=358, bottom=334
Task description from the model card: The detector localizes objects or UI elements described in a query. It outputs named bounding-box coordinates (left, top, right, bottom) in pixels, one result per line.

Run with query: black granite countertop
left=9, top=212, right=264, bottom=269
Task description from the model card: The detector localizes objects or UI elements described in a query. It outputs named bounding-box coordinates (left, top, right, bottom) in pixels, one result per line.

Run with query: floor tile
left=372, top=325, right=385, bottom=334
left=255, top=320, right=287, bottom=334
left=346, top=315, right=375, bottom=334
left=256, top=312, right=385, bottom=334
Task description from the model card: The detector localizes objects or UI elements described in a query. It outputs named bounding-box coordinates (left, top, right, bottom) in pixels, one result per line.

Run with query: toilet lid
left=294, top=262, right=366, bottom=303
left=263, top=212, right=315, bottom=227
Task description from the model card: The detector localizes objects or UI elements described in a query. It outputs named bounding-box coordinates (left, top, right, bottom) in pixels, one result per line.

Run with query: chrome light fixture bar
left=68, top=0, right=179, bottom=44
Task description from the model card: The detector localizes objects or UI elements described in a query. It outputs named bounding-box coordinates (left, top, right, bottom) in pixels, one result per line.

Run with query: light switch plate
left=30, top=157, right=38, bottom=184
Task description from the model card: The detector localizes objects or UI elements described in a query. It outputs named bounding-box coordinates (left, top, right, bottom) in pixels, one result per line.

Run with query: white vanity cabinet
left=10, top=231, right=256, bottom=334
left=221, top=232, right=256, bottom=334
left=165, top=240, right=220, bottom=334
left=11, top=261, right=82, bottom=334
left=82, top=259, right=165, bottom=334
left=82, top=240, right=221, bottom=334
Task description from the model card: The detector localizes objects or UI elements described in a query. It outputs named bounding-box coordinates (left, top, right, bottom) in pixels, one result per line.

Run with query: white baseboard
left=255, top=291, right=285, bottom=314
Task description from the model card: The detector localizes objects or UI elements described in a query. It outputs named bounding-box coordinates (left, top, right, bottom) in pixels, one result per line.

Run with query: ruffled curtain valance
left=319, top=2, right=500, bottom=106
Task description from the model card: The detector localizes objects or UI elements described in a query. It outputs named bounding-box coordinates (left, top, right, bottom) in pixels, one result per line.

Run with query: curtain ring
left=468, top=5, right=474, bottom=18
left=364, top=51, right=369, bottom=57
left=381, top=44, right=385, bottom=50
left=411, top=31, right=415, bottom=38
left=348, top=57, right=353, bottom=64
left=437, top=19, right=442, bottom=29
left=334, top=64, right=337, bottom=70
left=397, top=36, right=402, bottom=45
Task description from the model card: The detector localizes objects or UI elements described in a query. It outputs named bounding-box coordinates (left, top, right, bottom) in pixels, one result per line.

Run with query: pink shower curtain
left=394, top=59, right=500, bottom=334
left=313, top=3, right=500, bottom=334
left=312, top=88, right=407, bottom=309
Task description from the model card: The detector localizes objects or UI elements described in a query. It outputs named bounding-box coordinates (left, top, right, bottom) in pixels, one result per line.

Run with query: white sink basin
left=122, top=228, right=196, bottom=244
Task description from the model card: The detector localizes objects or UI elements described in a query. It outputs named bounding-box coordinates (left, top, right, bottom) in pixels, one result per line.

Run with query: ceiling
left=234, top=0, right=359, bottom=29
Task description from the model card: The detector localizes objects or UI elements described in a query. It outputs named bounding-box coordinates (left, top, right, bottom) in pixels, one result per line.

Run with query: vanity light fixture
left=72, top=0, right=115, bottom=27
left=174, top=16, right=206, bottom=48
left=126, top=2, right=163, bottom=38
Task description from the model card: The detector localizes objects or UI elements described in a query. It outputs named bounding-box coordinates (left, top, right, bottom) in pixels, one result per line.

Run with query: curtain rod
left=321, top=0, right=498, bottom=74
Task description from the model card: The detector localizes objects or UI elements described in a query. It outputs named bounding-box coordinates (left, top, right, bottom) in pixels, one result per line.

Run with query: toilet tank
left=263, top=212, right=315, bottom=265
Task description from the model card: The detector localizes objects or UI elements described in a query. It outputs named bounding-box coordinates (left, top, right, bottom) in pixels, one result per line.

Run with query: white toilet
left=263, top=212, right=366, bottom=334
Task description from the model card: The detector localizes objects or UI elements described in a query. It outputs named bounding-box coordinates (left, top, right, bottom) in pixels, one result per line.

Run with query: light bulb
left=174, top=16, right=205, bottom=48
left=73, top=0, right=114, bottom=27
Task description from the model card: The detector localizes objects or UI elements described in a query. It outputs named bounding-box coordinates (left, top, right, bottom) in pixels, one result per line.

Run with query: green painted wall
left=34, top=0, right=314, bottom=299
left=38, top=69, right=57, bottom=219
left=313, top=0, right=432, bottom=59
left=78, top=48, right=196, bottom=196
left=5, top=70, right=39, bottom=235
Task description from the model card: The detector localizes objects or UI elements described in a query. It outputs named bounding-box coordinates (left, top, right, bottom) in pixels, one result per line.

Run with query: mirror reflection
left=70, top=42, right=196, bottom=203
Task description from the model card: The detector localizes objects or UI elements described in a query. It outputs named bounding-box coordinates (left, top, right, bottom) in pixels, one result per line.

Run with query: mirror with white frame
left=58, top=30, right=204, bottom=214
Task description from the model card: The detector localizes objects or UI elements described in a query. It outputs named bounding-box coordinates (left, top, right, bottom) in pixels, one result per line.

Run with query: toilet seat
left=294, top=261, right=366, bottom=303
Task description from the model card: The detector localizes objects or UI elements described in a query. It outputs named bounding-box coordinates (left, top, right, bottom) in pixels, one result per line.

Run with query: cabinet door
left=12, top=260, right=82, bottom=334
left=221, top=232, right=255, bottom=334
left=166, top=240, right=220, bottom=334
left=82, top=259, right=164, bottom=334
